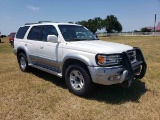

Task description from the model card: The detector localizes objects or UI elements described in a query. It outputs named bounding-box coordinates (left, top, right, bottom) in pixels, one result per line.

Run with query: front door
left=36, top=25, right=62, bottom=70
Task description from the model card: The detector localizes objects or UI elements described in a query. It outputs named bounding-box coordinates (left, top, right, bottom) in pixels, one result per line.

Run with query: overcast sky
left=0, top=0, right=160, bottom=35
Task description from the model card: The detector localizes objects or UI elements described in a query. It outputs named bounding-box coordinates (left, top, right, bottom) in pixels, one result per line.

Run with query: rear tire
left=65, top=64, right=94, bottom=96
left=18, top=53, right=29, bottom=72
left=10, top=41, right=13, bottom=47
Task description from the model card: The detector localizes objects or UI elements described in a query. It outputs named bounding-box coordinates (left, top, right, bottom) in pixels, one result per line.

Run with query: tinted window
left=42, top=25, right=58, bottom=41
left=27, top=26, right=43, bottom=41
left=58, top=25, right=97, bottom=41
left=16, top=26, right=29, bottom=39
left=10, top=33, right=16, bottom=38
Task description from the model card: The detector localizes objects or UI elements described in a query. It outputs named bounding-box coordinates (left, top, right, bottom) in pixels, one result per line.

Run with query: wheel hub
left=70, top=70, right=84, bottom=91
left=20, top=57, right=26, bottom=69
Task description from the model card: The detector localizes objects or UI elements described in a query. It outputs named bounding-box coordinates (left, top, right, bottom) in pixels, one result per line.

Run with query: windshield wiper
left=66, top=38, right=87, bottom=41
left=66, top=38, right=98, bottom=42
left=87, top=39, right=99, bottom=40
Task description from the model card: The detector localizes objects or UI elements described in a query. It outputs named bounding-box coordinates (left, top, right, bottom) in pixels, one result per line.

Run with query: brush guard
left=122, top=47, right=147, bottom=87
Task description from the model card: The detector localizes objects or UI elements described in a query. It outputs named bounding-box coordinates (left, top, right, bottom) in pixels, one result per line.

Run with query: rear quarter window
left=16, top=26, right=29, bottom=39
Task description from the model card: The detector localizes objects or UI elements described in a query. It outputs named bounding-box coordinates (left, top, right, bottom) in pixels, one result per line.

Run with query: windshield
left=58, top=25, right=97, bottom=41
left=10, top=33, right=16, bottom=38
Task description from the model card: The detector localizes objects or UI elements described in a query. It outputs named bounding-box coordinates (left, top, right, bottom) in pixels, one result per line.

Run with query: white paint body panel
left=14, top=22, right=136, bottom=85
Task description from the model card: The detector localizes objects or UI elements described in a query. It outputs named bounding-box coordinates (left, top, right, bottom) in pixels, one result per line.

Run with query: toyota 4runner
left=14, top=21, right=147, bottom=96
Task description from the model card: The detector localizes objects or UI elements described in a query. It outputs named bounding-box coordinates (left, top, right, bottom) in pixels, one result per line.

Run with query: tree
left=141, top=27, right=151, bottom=32
left=86, top=19, right=98, bottom=33
left=103, top=15, right=122, bottom=33
left=115, top=21, right=122, bottom=32
left=87, top=17, right=103, bottom=33
left=76, top=20, right=88, bottom=27
left=134, top=30, right=140, bottom=32
left=76, top=17, right=103, bottom=33
left=76, top=15, right=122, bottom=33
left=0, top=32, right=1, bottom=43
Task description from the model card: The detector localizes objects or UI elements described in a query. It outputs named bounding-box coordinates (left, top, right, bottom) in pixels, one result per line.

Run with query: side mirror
left=47, top=35, right=58, bottom=43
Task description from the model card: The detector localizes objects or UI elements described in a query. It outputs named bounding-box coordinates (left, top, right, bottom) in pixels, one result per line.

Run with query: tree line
left=69, top=15, right=122, bottom=34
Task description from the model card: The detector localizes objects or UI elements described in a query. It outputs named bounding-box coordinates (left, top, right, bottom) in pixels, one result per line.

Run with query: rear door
left=26, top=25, right=43, bottom=63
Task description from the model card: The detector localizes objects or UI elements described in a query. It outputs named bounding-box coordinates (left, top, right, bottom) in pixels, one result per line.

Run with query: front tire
left=18, top=53, right=29, bottom=72
left=65, top=64, right=94, bottom=96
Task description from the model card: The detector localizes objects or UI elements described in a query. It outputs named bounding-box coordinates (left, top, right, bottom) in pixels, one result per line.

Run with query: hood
left=64, top=40, right=133, bottom=54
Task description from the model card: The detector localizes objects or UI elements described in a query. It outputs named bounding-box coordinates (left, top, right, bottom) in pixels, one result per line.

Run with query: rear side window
left=16, top=26, right=29, bottom=39
left=27, top=26, right=43, bottom=41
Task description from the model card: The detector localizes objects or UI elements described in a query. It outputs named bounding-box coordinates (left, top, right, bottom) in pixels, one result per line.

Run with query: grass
left=0, top=36, right=160, bottom=120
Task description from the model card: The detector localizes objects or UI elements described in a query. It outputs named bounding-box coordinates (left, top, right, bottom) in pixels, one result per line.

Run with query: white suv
left=14, top=21, right=147, bottom=96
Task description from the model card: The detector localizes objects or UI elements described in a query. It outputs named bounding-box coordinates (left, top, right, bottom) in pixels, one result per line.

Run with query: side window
left=16, top=26, right=29, bottom=39
left=42, top=25, right=58, bottom=41
left=27, top=26, right=43, bottom=41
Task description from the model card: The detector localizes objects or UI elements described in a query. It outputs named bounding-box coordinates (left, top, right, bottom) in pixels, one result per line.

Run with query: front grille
left=127, top=50, right=136, bottom=63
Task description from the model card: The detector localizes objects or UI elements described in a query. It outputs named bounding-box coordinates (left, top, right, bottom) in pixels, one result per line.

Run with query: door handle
left=40, top=46, right=44, bottom=49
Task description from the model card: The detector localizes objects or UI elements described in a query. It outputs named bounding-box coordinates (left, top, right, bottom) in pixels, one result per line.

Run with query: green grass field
left=0, top=36, right=160, bottom=120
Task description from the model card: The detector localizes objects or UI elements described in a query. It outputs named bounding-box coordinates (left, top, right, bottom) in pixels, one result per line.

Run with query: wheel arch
left=62, top=54, right=94, bottom=78
left=17, top=46, right=30, bottom=63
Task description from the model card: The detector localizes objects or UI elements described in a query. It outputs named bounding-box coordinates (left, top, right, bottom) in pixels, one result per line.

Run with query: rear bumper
left=88, top=47, right=147, bottom=86
left=9, top=39, right=14, bottom=42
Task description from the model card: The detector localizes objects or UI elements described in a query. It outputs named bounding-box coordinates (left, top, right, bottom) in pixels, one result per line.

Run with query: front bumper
left=88, top=47, right=147, bottom=86
left=88, top=66, right=129, bottom=85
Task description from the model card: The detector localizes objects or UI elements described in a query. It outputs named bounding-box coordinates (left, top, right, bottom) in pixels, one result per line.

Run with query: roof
left=146, top=26, right=154, bottom=30
left=146, top=22, right=160, bottom=31
left=156, top=22, right=160, bottom=31
left=24, top=21, right=80, bottom=26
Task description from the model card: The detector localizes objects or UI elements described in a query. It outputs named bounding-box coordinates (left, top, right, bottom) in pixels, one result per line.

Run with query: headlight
left=96, top=54, right=123, bottom=66
left=127, top=50, right=136, bottom=62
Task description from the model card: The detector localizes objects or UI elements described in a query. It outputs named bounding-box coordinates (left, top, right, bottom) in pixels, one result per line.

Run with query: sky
left=0, top=0, right=160, bottom=35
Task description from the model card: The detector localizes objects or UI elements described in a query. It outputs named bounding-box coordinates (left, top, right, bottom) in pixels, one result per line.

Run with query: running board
left=30, top=64, right=62, bottom=78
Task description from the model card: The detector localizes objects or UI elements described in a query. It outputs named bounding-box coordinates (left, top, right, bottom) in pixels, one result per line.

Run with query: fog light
left=108, top=76, right=113, bottom=81
left=108, top=75, right=121, bottom=81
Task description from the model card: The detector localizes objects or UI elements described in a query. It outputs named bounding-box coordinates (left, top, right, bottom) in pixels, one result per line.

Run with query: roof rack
left=25, top=21, right=56, bottom=25
left=38, top=21, right=53, bottom=23
left=25, top=23, right=38, bottom=25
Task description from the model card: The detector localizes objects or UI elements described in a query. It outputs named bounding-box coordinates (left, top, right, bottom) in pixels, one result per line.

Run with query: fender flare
left=62, top=53, right=94, bottom=67
left=62, top=53, right=97, bottom=83
left=17, top=46, right=31, bottom=63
